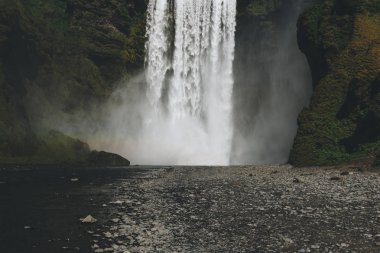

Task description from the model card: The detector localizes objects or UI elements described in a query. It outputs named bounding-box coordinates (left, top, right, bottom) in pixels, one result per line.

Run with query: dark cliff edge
left=0, top=0, right=146, bottom=165
left=290, top=0, right=380, bottom=167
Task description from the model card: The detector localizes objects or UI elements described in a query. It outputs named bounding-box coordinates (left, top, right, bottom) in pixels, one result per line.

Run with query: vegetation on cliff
left=0, top=0, right=146, bottom=164
left=290, top=0, right=380, bottom=166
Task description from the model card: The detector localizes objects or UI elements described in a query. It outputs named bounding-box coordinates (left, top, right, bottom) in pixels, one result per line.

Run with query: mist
left=91, top=0, right=237, bottom=166
left=231, top=0, right=313, bottom=165
left=26, top=0, right=313, bottom=166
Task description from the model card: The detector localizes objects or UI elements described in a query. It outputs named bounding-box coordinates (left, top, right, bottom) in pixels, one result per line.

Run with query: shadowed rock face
left=87, top=151, right=130, bottom=166
left=290, top=0, right=380, bottom=166
left=0, top=0, right=147, bottom=164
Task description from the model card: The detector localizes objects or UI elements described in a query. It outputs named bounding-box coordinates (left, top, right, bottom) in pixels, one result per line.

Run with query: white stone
left=80, top=215, right=97, bottom=223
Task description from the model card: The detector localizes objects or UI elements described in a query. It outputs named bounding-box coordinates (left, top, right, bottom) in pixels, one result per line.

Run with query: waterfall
left=142, top=0, right=237, bottom=165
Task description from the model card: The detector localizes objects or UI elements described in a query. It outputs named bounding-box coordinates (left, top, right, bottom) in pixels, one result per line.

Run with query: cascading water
left=138, top=0, right=237, bottom=165
left=44, top=0, right=313, bottom=166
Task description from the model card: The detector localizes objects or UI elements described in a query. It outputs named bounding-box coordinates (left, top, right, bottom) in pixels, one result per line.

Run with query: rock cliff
left=0, top=0, right=146, bottom=164
left=290, top=0, right=380, bottom=166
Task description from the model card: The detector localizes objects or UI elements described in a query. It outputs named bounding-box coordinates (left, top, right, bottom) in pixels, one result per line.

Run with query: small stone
left=311, top=245, right=319, bottom=249
left=110, top=200, right=123, bottom=205
left=293, top=178, right=301, bottom=183
left=280, top=235, right=294, bottom=244
left=24, top=226, right=31, bottom=230
left=70, top=178, right=79, bottom=182
left=330, top=176, right=341, bottom=181
left=80, top=215, right=97, bottom=223
left=112, top=218, right=120, bottom=223
left=102, top=204, right=107, bottom=207
left=104, top=232, right=112, bottom=238
left=94, top=249, right=104, bottom=253
left=340, top=243, right=349, bottom=247
left=375, top=242, right=380, bottom=247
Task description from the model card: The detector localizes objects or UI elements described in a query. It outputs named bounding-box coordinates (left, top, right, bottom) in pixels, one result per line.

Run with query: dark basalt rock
left=87, top=151, right=130, bottom=167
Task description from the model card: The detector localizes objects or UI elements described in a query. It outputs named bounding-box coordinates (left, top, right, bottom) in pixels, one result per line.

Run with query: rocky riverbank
left=1, top=165, right=379, bottom=252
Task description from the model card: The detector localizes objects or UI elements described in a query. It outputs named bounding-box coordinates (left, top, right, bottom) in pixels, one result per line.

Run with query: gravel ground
left=91, top=165, right=380, bottom=253
left=1, top=165, right=380, bottom=252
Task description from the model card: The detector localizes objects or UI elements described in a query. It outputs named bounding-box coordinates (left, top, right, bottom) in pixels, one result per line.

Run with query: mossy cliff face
left=290, top=0, right=380, bottom=166
left=0, top=0, right=146, bottom=164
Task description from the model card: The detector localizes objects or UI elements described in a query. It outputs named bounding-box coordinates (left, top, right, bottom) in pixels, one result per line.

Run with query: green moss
left=0, top=129, right=90, bottom=165
left=291, top=0, right=380, bottom=166
left=20, top=0, right=70, bottom=31
left=34, top=129, right=90, bottom=163
left=300, top=4, right=323, bottom=43
left=0, top=0, right=146, bottom=164
left=246, top=0, right=280, bottom=16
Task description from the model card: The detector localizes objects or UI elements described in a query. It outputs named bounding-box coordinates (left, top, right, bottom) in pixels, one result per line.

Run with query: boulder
left=87, top=151, right=130, bottom=166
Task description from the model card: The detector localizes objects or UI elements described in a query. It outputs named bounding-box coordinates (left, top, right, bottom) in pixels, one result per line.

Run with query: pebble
left=110, top=200, right=123, bottom=205
left=70, top=178, right=79, bottom=182
left=104, top=232, right=112, bottom=238
left=80, top=215, right=97, bottom=223
left=83, top=166, right=380, bottom=252
left=293, top=178, right=301, bottom=183
left=281, top=236, right=294, bottom=244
